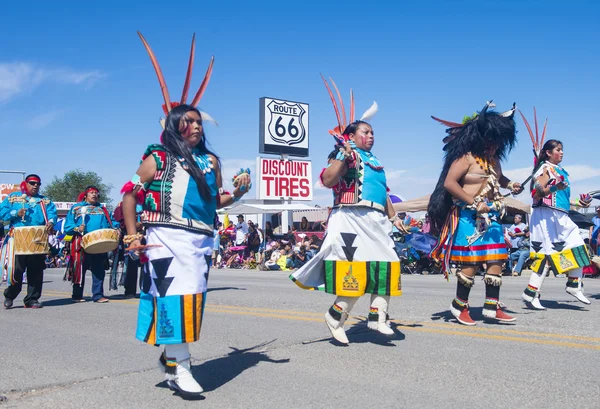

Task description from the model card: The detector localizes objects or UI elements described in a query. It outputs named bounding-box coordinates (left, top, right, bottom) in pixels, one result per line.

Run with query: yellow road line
left=38, top=290, right=600, bottom=348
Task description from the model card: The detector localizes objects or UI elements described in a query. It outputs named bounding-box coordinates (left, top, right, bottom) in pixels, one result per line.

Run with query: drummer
left=0, top=174, right=57, bottom=309
left=64, top=186, right=119, bottom=303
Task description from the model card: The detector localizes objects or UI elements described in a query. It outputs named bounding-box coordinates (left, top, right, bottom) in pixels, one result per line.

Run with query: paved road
left=1, top=268, right=599, bottom=409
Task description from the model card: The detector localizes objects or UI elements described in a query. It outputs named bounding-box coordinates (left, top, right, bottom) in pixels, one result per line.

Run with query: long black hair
left=162, top=104, right=221, bottom=201
left=427, top=109, right=517, bottom=233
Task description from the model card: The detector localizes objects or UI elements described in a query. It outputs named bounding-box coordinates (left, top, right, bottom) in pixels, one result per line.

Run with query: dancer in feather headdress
left=428, top=101, right=522, bottom=326
left=120, top=32, right=251, bottom=397
left=290, top=76, right=404, bottom=344
left=518, top=108, right=592, bottom=310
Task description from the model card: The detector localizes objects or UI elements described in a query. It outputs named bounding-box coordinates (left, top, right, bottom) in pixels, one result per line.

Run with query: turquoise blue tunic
left=0, top=192, right=57, bottom=228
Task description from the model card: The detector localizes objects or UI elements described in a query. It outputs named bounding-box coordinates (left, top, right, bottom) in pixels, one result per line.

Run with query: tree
left=43, top=169, right=114, bottom=209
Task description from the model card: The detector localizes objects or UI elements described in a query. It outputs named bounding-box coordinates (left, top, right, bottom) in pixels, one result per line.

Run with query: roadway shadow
left=524, top=299, right=587, bottom=311
left=431, top=307, right=518, bottom=325
left=343, top=318, right=407, bottom=346
left=588, top=293, right=600, bottom=300
left=207, top=287, right=247, bottom=293
left=40, top=297, right=89, bottom=307
left=190, top=340, right=289, bottom=394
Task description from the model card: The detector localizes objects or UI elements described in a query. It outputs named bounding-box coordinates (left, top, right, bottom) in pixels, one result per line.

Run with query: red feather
left=518, top=109, right=536, bottom=151
left=180, top=34, right=196, bottom=104
left=320, top=74, right=342, bottom=133
left=533, top=106, right=539, bottom=150
left=431, top=116, right=463, bottom=128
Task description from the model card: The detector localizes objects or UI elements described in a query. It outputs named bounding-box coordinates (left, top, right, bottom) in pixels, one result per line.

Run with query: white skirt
left=529, top=207, right=590, bottom=274
left=290, top=207, right=401, bottom=297
left=136, top=226, right=214, bottom=345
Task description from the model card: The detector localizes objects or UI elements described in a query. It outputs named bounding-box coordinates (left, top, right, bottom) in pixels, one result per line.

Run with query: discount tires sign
left=256, top=158, right=313, bottom=201
left=259, top=97, right=309, bottom=157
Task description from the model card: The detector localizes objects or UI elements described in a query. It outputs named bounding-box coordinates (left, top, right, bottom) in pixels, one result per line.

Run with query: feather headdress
left=427, top=100, right=518, bottom=233
left=138, top=32, right=217, bottom=127
left=518, top=107, right=547, bottom=164
left=321, top=74, right=378, bottom=144
left=431, top=101, right=516, bottom=148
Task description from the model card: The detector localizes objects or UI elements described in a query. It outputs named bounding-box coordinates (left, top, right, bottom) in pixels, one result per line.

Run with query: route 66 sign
left=259, top=97, right=309, bottom=157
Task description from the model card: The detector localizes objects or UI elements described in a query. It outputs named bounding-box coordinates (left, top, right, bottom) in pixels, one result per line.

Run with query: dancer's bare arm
left=443, top=155, right=474, bottom=205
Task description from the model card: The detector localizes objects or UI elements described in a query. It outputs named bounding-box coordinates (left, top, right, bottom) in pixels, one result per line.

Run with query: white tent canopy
left=218, top=203, right=318, bottom=215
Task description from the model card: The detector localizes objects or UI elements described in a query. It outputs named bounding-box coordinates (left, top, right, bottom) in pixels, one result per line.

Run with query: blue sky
left=1, top=0, right=599, bottom=208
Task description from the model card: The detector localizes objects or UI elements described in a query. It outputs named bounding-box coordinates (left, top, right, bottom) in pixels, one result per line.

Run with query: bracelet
left=389, top=214, right=400, bottom=223
left=123, top=233, right=144, bottom=245
left=232, top=194, right=242, bottom=203
left=465, top=196, right=483, bottom=211
left=335, top=150, right=352, bottom=162
left=507, top=181, right=515, bottom=191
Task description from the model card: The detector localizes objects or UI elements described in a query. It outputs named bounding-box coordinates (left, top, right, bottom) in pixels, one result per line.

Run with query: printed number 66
left=275, top=117, right=299, bottom=138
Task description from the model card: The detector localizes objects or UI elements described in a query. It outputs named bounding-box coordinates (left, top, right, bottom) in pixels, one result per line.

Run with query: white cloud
left=564, top=165, right=600, bottom=182
left=503, top=166, right=531, bottom=183
left=0, top=62, right=106, bottom=103
left=504, top=164, right=600, bottom=184
left=27, top=109, right=65, bottom=130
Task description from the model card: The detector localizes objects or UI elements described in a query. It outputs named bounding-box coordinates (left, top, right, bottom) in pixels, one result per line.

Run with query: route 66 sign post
left=258, top=97, right=311, bottom=231
left=259, top=97, right=309, bottom=157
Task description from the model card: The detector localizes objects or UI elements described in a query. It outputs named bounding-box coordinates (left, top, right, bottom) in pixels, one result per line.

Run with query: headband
left=77, top=186, right=99, bottom=202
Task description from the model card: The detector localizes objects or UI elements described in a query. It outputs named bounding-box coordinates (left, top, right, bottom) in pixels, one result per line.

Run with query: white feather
left=200, top=111, right=219, bottom=126
left=359, top=101, right=378, bottom=122
left=159, top=118, right=166, bottom=129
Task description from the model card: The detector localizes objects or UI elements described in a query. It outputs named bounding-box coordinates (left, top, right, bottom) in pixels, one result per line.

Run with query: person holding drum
left=120, top=32, right=251, bottom=398
left=1, top=174, right=57, bottom=309
left=64, top=186, right=120, bottom=303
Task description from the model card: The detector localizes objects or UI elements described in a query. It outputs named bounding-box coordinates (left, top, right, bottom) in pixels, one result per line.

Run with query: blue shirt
left=0, top=192, right=57, bottom=228
left=356, top=149, right=388, bottom=208
left=64, top=201, right=119, bottom=235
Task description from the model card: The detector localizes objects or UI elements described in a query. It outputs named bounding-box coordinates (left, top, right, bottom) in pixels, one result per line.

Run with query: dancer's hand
left=511, top=182, right=523, bottom=194
left=233, top=173, right=251, bottom=198
left=555, top=181, right=568, bottom=191
left=17, top=208, right=26, bottom=218
left=341, top=141, right=353, bottom=159
left=45, top=222, right=54, bottom=234
left=476, top=202, right=491, bottom=214
left=129, top=239, right=143, bottom=258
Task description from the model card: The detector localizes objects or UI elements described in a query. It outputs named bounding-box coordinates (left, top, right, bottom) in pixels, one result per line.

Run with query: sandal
left=94, top=297, right=109, bottom=303
left=72, top=299, right=86, bottom=303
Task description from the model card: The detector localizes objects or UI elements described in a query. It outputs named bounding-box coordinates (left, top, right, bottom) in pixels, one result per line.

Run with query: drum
left=13, top=226, right=49, bottom=255
left=82, top=228, right=119, bottom=254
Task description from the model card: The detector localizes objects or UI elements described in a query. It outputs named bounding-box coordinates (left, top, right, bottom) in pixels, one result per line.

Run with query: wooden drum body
left=82, top=228, right=119, bottom=254
left=13, top=226, right=49, bottom=255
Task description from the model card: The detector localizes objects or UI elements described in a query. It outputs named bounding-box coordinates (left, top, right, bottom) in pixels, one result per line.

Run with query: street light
left=0, top=170, right=26, bottom=181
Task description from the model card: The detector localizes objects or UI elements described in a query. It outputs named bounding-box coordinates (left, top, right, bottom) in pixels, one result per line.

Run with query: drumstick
left=80, top=206, right=87, bottom=233
left=21, top=194, right=27, bottom=222
left=125, top=244, right=163, bottom=252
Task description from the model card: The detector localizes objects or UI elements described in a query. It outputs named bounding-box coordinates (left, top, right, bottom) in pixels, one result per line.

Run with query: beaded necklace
left=349, top=141, right=384, bottom=171
left=177, top=150, right=214, bottom=174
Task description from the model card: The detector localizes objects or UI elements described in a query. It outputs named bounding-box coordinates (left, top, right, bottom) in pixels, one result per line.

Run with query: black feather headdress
left=427, top=101, right=517, bottom=233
